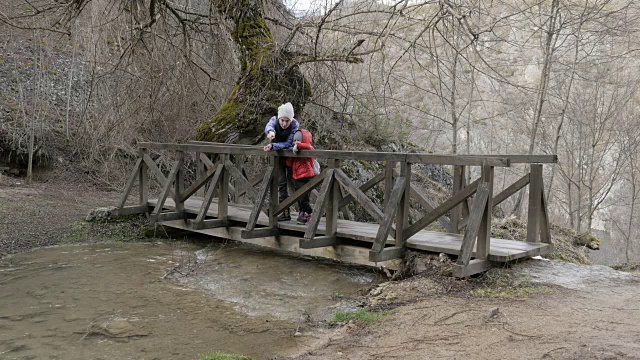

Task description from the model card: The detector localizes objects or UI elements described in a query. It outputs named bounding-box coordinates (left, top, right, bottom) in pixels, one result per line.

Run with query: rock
left=574, top=232, right=600, bottom=250
left=294, top=331, right=302, bottom=337
left=485, top=307, right=499, bottom=320
left=85, top=206, right=117, bottom=222
left=369, top=287, right=383, bottom=296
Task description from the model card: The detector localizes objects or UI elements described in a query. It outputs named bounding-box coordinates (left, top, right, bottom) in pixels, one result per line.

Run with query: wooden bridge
left=114, top=142, right=556, bottom=277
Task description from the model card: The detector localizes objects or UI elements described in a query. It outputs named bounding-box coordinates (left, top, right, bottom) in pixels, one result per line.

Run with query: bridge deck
left=150, top=197, right=552, bottom=268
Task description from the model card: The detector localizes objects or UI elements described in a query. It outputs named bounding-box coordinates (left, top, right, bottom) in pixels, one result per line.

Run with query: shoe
left=297, top=212, right=311, bottom=225
left=296, top=212, right=306, bottom=223
left=277, top=208, right=291, bottom=221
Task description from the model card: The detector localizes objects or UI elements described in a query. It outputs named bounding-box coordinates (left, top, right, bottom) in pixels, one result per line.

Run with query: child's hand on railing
left=263, top=144, right=273, bottom=151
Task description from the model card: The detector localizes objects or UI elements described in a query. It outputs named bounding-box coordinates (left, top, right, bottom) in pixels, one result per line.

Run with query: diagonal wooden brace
left=371, top=176, right=406, bottom=253
left=303, top=169, right=335, bottom=240
left=455, top=182, right=490, bottom=266
left=118, top=157, right=143, bottom=209
left=245, top=166, right=274, bottom=232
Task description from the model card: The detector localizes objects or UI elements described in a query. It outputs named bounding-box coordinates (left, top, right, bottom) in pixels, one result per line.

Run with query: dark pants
left=278, top=160, right=294, bottom=204
left=294, top=177, right=313, bottom=215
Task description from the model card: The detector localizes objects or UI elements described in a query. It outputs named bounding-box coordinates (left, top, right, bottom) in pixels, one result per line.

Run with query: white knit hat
left=277, top=102, right=294, bottom=120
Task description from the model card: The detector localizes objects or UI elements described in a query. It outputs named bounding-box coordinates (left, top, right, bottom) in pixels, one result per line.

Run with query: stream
left=0, top=241, right=381, bottom=359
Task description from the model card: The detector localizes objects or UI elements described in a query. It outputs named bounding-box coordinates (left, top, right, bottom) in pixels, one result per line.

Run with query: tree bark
left=195, top=0, right=311, bottom=144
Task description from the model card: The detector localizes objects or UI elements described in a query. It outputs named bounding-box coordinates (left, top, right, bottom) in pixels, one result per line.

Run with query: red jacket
left=286, top=129, right=316, bottom=180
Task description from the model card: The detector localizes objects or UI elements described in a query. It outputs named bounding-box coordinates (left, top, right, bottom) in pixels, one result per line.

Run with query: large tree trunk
left=195, top=0, right=311, bottom=144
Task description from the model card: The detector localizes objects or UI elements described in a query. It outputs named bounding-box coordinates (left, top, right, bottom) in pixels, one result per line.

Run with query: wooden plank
left=275, top=171, right=326, bottom=214
left=139, top=142, right=510, bottom=166
left=326, top=160, right=341, bottom=236
left=453, top=259, right=491, bottom=278
left=458, top=173, right=530, bottom=230
left=217, top=156, right=229, bottom=221
left=246, top=166, right=274, bottom=231
left=338, top=185, right=354, bottom=220
left=159, top=221, right=401, bottom=269
left=383, top=162, right=396, bottom=208
left=449, top=165, right=464, bottom=233
left=269, top=156, right=279, bottom=228
left=369, top=247, right=406, bottom=262
left=493, top=173, right=530, bottom=207
left=142, top=154, right=167, bottom=185
left=236, top=176, right=264, bottom=198
left=461, top=173, right=470, bottom=219
left=141, top=142, right=270, bottom=156
left=371, top=176, right=406, bottom=253
left=456, top=182, right=490, bottom=266
left=527, top=164, right=543, bottom=243
left=200, top=153, right=215, bottom=171
left=477, top=165, right=494, bottom=259
left=241, top=227, right=279, bottom=239
left=404, top=178, right=481, bottom=241
left=300, top=235, right=339, bottom=249
left=114, top=205, right=148, bottom=216
left=181, top=164, right=219, bottom=201
left=193, top=163, right=224, bottom=225
left=478, top=155, right=557, bottom=164
left=156, top=211, right=185, bottom=222
left=195, top=152, right=204, bottom=197
left=150, top=197, right=553, bottom=263
left=231, top=154, right=244, bottom=203
left=139, top=149, right=148, bottom=205
left=405, top=178, right=451, bottom=229
left=174, top=151, right=185, bottom=214
left=225, top=159, right=258, bottom=201
left=187, top=218, right=228, bottom=230
left=395, top=163, right=411, bottom=248
left=338, top=172, right=385, bottom=209
left=304, top=170, right=335, bottom=240
left=539, top=186, right=552, bottom=244
left=405, top=154, right=509, bottom=167
left=151, top=160, right=181, bottom=222
left=334, top=169, right=384, bottom=222
left=118, top=157, right=143, bottom=209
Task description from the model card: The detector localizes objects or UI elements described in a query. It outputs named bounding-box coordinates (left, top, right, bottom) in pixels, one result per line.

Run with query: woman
left=263, top=102, right=299, bottom=221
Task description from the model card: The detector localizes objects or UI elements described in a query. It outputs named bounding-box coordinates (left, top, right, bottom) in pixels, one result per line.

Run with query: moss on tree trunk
left=195, top=0, right=311, bottom=144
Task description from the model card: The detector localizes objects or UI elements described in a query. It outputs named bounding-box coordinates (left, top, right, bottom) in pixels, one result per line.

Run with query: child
left=286, top=129, right=316, bottom=224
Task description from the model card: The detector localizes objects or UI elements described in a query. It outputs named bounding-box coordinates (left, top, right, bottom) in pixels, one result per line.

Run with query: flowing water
left=0, top=242, right=381, bottom=359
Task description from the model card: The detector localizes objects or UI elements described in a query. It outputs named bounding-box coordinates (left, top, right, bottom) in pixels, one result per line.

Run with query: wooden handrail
left=139, top=142, right=513, bottom=166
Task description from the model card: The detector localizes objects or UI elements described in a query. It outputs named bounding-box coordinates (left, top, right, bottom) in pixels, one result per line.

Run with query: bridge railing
left=115, top=142, right=556, bottom=277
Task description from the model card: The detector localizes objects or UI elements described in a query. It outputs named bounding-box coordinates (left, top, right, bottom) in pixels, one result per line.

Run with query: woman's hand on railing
left=263, top=144, right=273, bottom=152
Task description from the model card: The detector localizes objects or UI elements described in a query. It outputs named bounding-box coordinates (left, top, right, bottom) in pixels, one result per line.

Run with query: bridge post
left=527, top=164, right=543, bottom=243
left=476, top=164, right=494, bottom=259
left=450, top=165, right=465, bottom=233
left=325, top=159, right=340, bottom=237
left=395, top=162, right=411, bottom=248
left=195, top=151, right=204, bottom=197
left=218, top=154, right=229, bottom=222
left=138, top=148, right=148, bottom=206
left=384, top=161, right=396, bottom=208
left=269, top=155, right=280, bottom=228
left=174, top=151, right=185, bottom=215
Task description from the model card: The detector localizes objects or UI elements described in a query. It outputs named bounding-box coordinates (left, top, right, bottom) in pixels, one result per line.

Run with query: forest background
left=1, top=0, right=639, bottom=265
